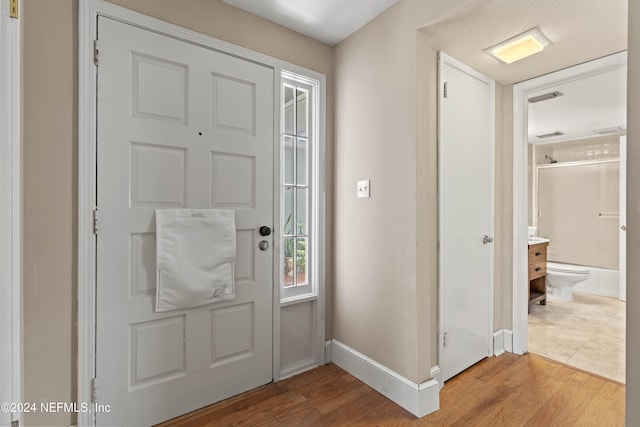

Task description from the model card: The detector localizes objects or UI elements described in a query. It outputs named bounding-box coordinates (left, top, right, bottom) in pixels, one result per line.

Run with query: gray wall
left=22, top=2, right=78, bottom=426
left=333, top=0, right=467, bottom=383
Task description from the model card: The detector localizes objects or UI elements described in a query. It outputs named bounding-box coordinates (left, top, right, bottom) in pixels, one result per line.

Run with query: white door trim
left=619, top=135, right=627, bottom=301
left=78, top=1, right=326, bottom=425
left=0, top=1, right=21, bottom=424
left=511, top=51, right=627, bottom=355
left=438, top=52, right=495, bottom=378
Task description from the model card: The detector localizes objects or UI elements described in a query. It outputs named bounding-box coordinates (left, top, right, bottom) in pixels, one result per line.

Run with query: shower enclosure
left=537, top=159, right=620, bottom=270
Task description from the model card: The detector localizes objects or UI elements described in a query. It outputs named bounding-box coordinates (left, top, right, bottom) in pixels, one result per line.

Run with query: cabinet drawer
left=529, top=262, right=546, bottom=280
left=528, top=244, right=547, bottom=265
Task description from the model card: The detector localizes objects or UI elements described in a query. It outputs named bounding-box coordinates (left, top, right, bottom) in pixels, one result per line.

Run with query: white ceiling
left=221, top=0, right=401, bottom=46
left=423, top=0, right=628, bottom=146
left=527, top=65, right=627, bottom=144
left=223, top=0, right=629, bottom=146
left=421, top=0, right=627, bottom=85
left=222, top=0, right=627, bottom=84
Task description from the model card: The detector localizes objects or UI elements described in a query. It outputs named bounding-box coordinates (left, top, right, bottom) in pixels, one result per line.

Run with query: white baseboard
left=325, top=340, right=332, bottom=363
left=493, top=330, right=505, bottom=356
left=430, top=365, right=443, bottom=390
left=493, top=329, right=514, bottom=355
left=504, top=329, right=513, bottom=352
left=329, top=339, right=440, bottom=418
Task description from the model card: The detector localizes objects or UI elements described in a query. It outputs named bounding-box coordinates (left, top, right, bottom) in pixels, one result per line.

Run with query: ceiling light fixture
left=528, top=91, right=563, bottom=103
left=484, top=28, right=552, bottom=64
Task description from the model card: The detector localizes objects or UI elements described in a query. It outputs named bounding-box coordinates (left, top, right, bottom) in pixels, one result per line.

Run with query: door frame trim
left=437, top=52, right=495, bottom=380
left=78, top=2, right=326, bottom=425
left=619, top=135, right=627, bottom=301
left=511, top=51, right=627, bottom=355
left=0, top=1, right=21, bottom=424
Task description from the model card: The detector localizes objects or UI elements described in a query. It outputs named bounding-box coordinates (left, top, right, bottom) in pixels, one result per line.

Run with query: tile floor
left=528, top=291, right=626, bottom=383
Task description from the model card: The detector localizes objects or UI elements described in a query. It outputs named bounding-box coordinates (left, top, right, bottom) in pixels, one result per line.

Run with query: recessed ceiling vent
left=593, top=126, right=626, bottom=135
left=528, top=91, right=563, bottom=103
left=536, top=131, right=564, bottom=139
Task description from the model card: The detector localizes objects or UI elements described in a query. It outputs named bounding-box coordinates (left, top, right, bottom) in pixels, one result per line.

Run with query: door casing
left=78, top=2, right=326, bottom=426
left=511, top=51, right=627, bottom=355
left=0, top=1, right=21, bottom=425
left=619, top=135, right=627, bottom=302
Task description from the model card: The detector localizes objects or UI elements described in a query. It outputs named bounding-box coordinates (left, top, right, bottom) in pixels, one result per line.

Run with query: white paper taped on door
left=155, top=209, right=236, bottom=312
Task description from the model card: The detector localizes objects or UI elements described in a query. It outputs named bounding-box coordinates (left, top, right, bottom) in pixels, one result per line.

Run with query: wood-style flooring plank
left=573, top=381, right=625, bottom=427
left=156, top=354, right=625, bottom=427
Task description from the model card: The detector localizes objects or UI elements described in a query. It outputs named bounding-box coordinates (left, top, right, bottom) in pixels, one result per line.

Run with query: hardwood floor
left=156, top=353, right=624, bottom=427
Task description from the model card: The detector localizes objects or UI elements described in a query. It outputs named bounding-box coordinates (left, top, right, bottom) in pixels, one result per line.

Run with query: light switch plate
left=357, top=180, right=370, bottom=198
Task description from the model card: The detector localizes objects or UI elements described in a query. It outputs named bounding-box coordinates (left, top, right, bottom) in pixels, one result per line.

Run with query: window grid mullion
left=293, top=184, right=297, bottom=287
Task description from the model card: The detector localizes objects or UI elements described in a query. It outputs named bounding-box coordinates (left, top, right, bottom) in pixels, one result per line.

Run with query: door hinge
left=93, top=208, right=99, bottom=234
left=9, top=0, right=18, bottom=18
left=93, top=40, right=100, bottom=66
left=443, top=82, right=448, bottom=98
left=443, top=332, right=448, bottom=348
left=91, top=377, right=98, bottom=403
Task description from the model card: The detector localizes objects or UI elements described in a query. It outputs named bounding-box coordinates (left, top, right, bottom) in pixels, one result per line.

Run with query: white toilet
left=546, top=262, right=590, bottom=301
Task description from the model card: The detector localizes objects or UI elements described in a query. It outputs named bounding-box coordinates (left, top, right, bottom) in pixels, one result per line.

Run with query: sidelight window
left=280, top=71, right=318, bottom=301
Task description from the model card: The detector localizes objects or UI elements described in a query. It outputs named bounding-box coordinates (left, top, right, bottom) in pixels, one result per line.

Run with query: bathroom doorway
left=512, top=52, right=627, bottom=382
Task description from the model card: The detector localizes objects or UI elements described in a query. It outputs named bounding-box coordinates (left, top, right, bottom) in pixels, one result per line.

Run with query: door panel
left=439, top=53, right=494, bottom=382
left=96, top=17, right=273, bottom=426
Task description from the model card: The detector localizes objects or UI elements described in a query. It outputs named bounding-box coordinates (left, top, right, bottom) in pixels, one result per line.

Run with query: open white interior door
left=96, top=17, right=274, bottom=426
left=438, top=52, right=495, bottom=382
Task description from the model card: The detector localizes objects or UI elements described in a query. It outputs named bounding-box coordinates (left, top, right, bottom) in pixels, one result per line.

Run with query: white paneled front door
left=438, top=53, right=494, bottom=382
left=96, top=17, right=274, bottom=426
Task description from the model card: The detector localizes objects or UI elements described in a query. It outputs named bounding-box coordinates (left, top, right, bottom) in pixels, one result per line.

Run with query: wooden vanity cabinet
left=528, top=242, right=549, bottom=306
